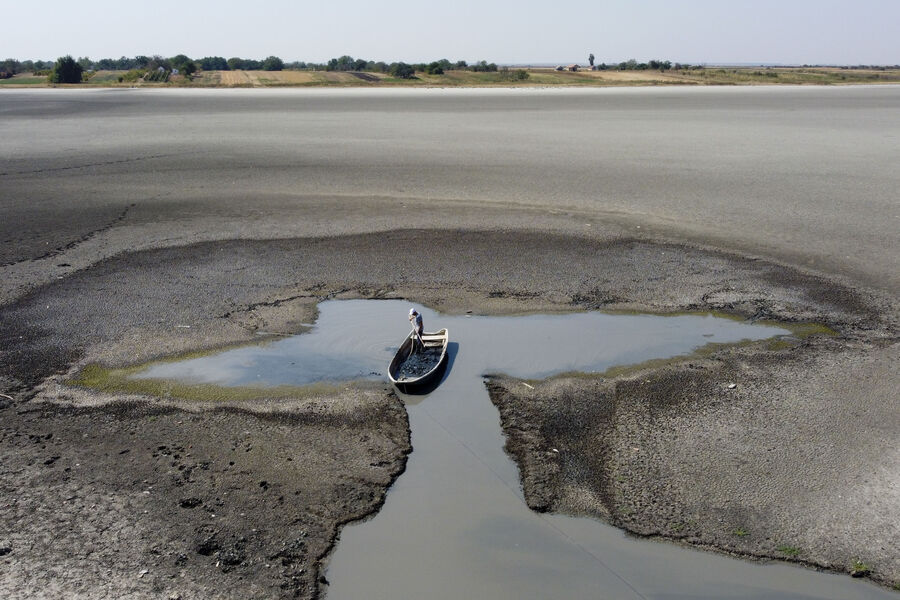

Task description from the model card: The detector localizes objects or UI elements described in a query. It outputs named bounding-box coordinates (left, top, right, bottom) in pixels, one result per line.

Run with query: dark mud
left=487, top=336, right=899, bottom=589
left=1, top=393, right=409, bottom=599
left=1, top=230, right=898, bottom=597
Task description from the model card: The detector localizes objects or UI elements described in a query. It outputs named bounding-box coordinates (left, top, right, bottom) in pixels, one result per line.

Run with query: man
left=408, top=308, right=424, bottom=351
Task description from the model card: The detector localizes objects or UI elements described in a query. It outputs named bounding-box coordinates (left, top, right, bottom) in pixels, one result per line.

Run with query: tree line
left=1, top=58, right=54, bottom=78
left=588, top=56, right=685, bottom=71
left=2, top=53, right=502, bottom=81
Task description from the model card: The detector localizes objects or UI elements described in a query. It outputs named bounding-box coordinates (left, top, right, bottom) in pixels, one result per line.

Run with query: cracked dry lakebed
left=2, top=87, right=899, bottom=600
left=0, top=230, right=897, bottom=600
left=45, top=299, right=896, bottom=600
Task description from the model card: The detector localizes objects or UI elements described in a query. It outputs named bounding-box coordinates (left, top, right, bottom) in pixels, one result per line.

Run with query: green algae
left=68, top=362, right=352, bottom=403
left=67, top=302, right=833, bottom=403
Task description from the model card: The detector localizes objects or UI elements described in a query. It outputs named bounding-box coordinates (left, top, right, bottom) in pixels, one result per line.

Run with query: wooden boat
left=388, top=329, right=449, bottom=393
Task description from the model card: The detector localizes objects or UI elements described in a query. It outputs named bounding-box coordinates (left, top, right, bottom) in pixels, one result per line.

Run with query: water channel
left=135, top=300, right=893, bottom=599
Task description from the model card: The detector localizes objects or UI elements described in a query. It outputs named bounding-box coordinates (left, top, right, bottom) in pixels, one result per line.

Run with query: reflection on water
left=136, top=300, right=784, bottom=387
left=132, top=301, right=890, bottom=600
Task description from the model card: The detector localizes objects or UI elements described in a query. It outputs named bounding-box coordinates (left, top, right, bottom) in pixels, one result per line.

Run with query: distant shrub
left=470, top=60, right=497, bottom=72
left=262, top=56, right=284, bottom=71
left=497, top=67, right=530, bottom=81
left=49, top=55, right=83, bottom=83
left=118, top=69, right=146, bottom=83
left=390, top=62, right=415, bottom=78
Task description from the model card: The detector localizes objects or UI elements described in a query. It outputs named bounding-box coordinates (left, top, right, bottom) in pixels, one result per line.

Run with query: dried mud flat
left=1, top=229, right=898, bottom=598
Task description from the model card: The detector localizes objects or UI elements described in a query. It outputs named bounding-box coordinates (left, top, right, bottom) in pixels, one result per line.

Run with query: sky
left=6, top=0, right=899, bottom=65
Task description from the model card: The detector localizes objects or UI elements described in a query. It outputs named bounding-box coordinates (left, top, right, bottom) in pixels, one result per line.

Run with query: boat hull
left=388, top=329, right=449, bottom=393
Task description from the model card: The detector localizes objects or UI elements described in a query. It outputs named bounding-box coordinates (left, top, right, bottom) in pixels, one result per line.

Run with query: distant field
left=197, top=70, right=384, bottom=86
left=4, top=67, right=899, bottom=88
left=0, top=73, right=46, bottom=85
left=87, top=70, right=123, bottom=83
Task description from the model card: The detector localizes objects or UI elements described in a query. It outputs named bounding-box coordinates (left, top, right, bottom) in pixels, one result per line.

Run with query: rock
left=138, top=569, right=149, bottom=578
left=0, top=545, right=11, bottom=556
left=196, top=536, right=219, bottom=556
left=179, top=497, right=202, bottom=509
left=217, top=542, right=246, bottom=572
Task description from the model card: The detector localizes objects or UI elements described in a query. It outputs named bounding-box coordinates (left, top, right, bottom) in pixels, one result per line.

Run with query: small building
left=567, top=64, right=579, bottom=72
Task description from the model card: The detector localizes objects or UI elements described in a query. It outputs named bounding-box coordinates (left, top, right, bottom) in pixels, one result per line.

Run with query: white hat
left=409, top=308, right=417, bottom=315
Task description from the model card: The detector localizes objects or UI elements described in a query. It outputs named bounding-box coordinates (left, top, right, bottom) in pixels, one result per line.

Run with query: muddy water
left=134, top=300, right=891, bottom=599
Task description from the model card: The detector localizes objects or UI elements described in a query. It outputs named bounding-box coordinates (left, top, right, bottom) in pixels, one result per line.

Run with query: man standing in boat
left=409, top=308, right=424, bottom=351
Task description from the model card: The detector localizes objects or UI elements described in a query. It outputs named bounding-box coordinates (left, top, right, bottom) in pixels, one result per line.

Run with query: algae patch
left=68, top=363, right=350, bottom=403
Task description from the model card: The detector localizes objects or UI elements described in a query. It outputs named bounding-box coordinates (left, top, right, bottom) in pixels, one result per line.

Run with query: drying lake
left=118, top=300, right=894, bottom=599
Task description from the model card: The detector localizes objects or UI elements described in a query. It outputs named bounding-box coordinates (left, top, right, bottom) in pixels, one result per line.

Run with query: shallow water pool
left=132, top=300, right=891, bottom=599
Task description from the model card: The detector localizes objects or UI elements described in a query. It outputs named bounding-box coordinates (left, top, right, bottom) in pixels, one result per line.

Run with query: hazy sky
left=7, top=0, right=899, bottom=64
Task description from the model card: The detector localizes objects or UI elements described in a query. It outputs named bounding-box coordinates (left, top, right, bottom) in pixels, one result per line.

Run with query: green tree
left=390, top=62, right=415, bottom=78
left=49, top=55, right=83, bottom=83
left=425, top=61, right=444, bottom=75
left=170, top=54, right=196, bottom=76
left=170, top=54, right=191, bottom=68
left=199, top=56, right=229, bottom=70
left=471, top=60, right=497, bottom=72
left=227, top=57, right=245, bottom=70
left=262, top=56, right=284, bottom=71
left=1, top=58, right=20, bottom=78
left=147, top=55, right=171, bottom=71
left=327, top=55, right=357, bottom=71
